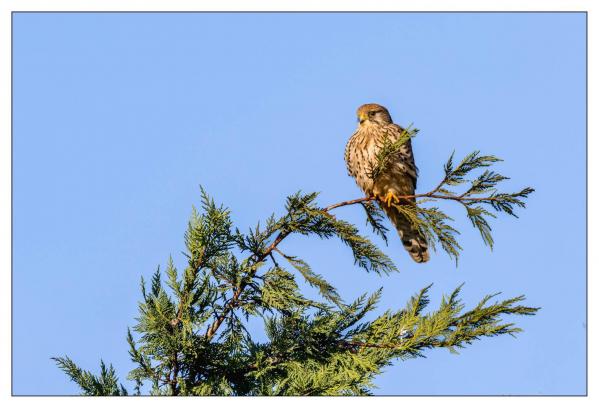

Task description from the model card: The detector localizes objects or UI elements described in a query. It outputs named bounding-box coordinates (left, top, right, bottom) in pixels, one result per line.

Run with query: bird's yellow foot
left=381, top=192, right=401, bottom=207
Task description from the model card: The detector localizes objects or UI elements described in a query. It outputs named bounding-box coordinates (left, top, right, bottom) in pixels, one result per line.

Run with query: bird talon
left=383, top=192, right=400, bottom=207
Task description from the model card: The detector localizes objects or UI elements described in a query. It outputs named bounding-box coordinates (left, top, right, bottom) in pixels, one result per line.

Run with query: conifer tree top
left=55, top=135, right=537, bottom=396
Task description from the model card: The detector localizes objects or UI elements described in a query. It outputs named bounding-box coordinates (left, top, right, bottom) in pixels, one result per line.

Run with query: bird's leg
left=381, top=191, right=401, bottom=207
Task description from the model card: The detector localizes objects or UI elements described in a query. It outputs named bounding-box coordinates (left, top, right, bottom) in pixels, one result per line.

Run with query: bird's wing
left=384, top=124, right=418, bottom=189
left=344, top=130, right=360, bottom=177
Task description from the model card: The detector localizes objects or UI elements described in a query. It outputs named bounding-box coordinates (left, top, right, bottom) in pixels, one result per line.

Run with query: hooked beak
left=358, top=112, right=368, bottom=124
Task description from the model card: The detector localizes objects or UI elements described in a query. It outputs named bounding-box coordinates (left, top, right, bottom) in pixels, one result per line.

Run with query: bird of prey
left=344, top=103, right=429, bottom=263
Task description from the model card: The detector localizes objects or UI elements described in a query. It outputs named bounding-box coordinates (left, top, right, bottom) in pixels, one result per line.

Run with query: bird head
left=356, top=103, right=393, bottom=126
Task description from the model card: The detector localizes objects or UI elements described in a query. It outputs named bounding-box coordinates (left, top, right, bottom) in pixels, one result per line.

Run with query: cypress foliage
left=54, top=136, right=538, bottom=396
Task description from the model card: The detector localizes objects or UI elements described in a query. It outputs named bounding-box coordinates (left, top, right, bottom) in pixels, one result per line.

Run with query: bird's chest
left=346, top=128, right=386, bottom=194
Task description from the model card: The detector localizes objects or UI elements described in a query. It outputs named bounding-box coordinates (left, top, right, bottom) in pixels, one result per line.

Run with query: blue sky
left=12, top=12, right=586, bottom=395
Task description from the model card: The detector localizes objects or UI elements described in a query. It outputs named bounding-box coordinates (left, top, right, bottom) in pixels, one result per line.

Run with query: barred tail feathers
left=380, top=202, right=430, bottom=263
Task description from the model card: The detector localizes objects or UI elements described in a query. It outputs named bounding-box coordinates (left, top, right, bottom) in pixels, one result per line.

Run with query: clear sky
left=12, top=12, right=586, bottom=395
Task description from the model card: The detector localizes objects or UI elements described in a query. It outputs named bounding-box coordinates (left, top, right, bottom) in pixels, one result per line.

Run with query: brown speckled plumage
left=345, top=103, right=429, bottom=263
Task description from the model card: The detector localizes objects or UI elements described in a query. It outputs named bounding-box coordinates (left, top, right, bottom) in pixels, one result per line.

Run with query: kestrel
left=344, top=103, right=429, bottom=263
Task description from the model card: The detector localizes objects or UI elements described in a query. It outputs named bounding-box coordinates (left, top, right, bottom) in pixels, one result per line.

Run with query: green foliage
left=275, top=192, right=397, bottom=275
left=356, top=128, right=534, bottom=260
left=368, top=145, right=535, bottom=259
left=276, top=252, right=343, bottom=307
left=360, top=201, right=390, bottom=244
left=52, top=356, right=127, bottom=396
left=395, top=204, right=463, bottom=261
left=54, top=133, right=536, bottom=395
left=367, top=125, right=419, bottom=180
left=427, top=150, right=534, bottom=253
left=55, top=182, right=537, bottom=395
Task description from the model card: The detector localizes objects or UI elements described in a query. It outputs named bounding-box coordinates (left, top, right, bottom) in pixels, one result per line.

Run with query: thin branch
left=325, top=188, right=519, bottom=213
left=170, top=353, right=179, bottom=396
left=324, top=196, right=376, bottom=211
left=342, top=340, right=409, bottom=351
left=205, top=230, right=290, bottom=339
